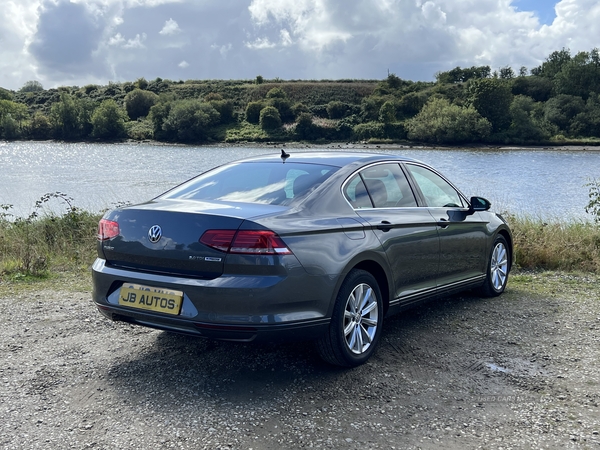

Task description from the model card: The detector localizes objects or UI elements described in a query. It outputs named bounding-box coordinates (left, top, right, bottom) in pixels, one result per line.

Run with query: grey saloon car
left=92, top=152, right=512, bottom=367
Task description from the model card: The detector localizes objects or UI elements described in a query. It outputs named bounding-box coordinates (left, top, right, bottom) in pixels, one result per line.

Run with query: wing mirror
left=468, top=196, right=491, bottom=213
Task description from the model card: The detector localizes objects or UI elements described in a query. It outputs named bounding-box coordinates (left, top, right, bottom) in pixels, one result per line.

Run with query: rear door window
left=344, top=163, right=417, bottom=209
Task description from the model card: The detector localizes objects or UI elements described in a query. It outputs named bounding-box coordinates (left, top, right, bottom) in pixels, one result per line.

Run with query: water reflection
left=1, top=141, right=599, bottom=220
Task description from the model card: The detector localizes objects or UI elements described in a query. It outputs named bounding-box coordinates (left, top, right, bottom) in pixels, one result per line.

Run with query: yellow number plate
left=118, top=283, right=183, bottom=315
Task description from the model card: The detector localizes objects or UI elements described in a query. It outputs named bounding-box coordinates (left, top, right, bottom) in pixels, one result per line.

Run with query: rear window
left=161, top=162, right=339, bottom=205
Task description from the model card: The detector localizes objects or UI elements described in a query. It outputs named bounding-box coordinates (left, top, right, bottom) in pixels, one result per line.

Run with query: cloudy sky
left=1, top=0, right=599, bottom=91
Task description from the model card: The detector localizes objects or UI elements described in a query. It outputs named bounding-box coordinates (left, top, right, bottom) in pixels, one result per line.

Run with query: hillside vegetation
left=1, top=48, right=600, bottom=145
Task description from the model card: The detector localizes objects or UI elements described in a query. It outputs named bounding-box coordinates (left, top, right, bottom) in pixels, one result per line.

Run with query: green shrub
left=246, top=101, right=264, bottom=124
left=125, top=89, right=159, bottom=120
left=406, top=97, right=491, bottom=144
left=353, top=122, right=385, bottom=140
left=326, top=101, right=349, bottom=119
left=91, top=99, right=127, bottom=139
left=125, top=118, right=154, bottom=140
left=259, top=106, right=282, bottom=130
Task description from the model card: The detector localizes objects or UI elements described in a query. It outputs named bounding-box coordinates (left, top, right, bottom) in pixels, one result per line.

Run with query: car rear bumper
left=92, top=258, right=333, bottom=343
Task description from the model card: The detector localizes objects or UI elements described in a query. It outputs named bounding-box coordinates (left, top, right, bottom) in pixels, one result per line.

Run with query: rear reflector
left=200, top=230, right=292, bottom=255
left=98, top=219, right=120, bottom=241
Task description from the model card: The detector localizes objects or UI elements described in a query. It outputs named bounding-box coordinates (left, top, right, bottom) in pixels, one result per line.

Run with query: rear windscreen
left=161, top=162, right=340, bottom=205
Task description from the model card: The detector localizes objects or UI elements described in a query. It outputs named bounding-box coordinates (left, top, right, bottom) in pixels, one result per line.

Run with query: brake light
left=98, top=219, right=119, bottom=241
left=199, top=230, right=236, bottom=252
left=200, top=230, right=292, bottom=255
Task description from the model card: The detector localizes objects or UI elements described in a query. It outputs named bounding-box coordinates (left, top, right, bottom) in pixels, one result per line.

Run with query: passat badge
left=148, top=225, right=162, bottom=243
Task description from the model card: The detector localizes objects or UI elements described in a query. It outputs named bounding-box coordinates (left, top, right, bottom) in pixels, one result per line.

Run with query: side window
left=343, top=164, right=417, bottom=209
left=344, top=174, right=373, bottom=209
left=406, top=164, right=464, bottom=208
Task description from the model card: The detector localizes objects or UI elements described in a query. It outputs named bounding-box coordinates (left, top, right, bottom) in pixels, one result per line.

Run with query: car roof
left=235, top=151, right=419, bottom=167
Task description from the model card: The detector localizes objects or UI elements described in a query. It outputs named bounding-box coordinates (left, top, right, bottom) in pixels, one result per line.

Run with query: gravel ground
left=1, top=271, right=599, bottom=450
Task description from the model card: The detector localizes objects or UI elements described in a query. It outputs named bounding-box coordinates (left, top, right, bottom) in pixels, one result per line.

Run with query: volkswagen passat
left=92, top=152, right=512, bottom=367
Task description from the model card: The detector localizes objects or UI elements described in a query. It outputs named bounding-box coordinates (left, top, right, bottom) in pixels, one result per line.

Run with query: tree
left=29, top=112, right=52, bottom=140
left=245, top=101, right=264, bottom=124
left=162, top=100, right=220, bottom=142
left=405, top=97, right=491, bottom=144
left=125, top=89, right=158, bottom=120
left=506, top=95, right=550, bottom=142
left=499, top=66, right=515, bottom=79
left=569, top=93, right=600, bottom=137
left=265, top=87, right=287, bottom=99
left=468, top=78, right=512, bottom=132
left=326, top=101, right=349, bottom=119
left=532, top=48, right=572, bottom=78
left=295, top=113, right=319, bottom=140
left=511, top=76, right=553, bottom=102
left=0, top=87, right=12, bottom=100
left=386, top=73, right=402, bottom=89
left=50, top=93, right=84, bottom=139
left=259, top=106, right=282, bottom=130
left=19, top=80, right=44, bottom=93
left=543, top=94, right=585, bottom=132
left=91, top=99, right=128, bottom=139
left=379, top=101, right=396, bottom=123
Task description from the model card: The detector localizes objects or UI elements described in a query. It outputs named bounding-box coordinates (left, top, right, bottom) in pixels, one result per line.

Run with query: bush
left=162, top=99, right=220, bottom=142
left=259, top=106, right=282, bottom=130
left=266, top=87, right=287, bottom=99
left=29, top=112, right=52, bottom=140
left=353, top=122, right=385, bottom=140
left=246, top=101, right=264, bottom=124
left=379, top=101, right=396, bottom=123
left=326, top=101, right=349, bottom=119
left=125, top=118, right=154, bottom=140
left=406, top=97, right=491, bottom=144
left=295, top=113, right=319, bottom=140
left=91, top=99, right=127, bottom=139
left=125, top=89, right=159, bottom=120
left=268, top=97, right=294, bottom=122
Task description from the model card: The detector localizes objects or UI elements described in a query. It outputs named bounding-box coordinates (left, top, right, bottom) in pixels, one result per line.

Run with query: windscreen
left=161, top=161, right=340, bottom=205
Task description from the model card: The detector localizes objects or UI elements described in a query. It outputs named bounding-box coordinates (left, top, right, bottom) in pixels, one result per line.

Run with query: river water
left=1, top=141, right=599, bottom=220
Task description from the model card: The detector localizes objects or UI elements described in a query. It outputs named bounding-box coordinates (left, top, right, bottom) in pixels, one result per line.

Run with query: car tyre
left=317, top=269, right=383, bottom=367
left=480, top=235, right=510, bottom=297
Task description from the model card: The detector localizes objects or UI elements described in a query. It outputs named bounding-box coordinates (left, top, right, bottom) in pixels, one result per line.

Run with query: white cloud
left=108, top=32, right=126, bottom=46
left=1, top=0, right=599, bottom=90
left=159, top=18, right=180, bottom=35
left=245, top=37, right=276, bottom=49
left=280, top=29, right=292, bottom=46
left=178, top=60, right=189, bottom=68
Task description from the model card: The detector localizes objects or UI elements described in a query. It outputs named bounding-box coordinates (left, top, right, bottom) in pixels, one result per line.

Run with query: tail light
left=200, top=230, right=292, bottom=255
left=98, top=219, right=120, bottom=241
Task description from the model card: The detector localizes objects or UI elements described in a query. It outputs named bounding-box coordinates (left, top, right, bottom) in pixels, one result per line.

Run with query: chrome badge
left=148, top=225, right=162, bottom=243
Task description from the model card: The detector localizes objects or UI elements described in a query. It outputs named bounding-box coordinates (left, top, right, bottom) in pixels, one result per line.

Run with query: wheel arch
left=351, top=259, right=391, bottom=316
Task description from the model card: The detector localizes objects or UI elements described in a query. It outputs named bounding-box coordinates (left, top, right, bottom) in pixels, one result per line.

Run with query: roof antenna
left=281, top=149, right=290, bottom=163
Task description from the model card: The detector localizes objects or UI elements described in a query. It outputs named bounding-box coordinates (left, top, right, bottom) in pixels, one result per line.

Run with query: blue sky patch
left=514, top=0, right=557, bottom=25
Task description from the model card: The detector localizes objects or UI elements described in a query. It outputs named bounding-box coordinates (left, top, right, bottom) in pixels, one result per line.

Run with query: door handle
left=438, top=218, right=449, bottom=228
left=377, top=220, right=393, bottom=232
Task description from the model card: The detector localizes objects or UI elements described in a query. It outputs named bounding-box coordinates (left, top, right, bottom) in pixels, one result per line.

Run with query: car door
left=403, top=163, right=489, bottom=289
left=344, top=163, right=440, bottom=304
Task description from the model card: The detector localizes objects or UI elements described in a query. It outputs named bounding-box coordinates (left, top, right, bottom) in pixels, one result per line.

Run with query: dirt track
left=1, top=272, right=599, bottom=449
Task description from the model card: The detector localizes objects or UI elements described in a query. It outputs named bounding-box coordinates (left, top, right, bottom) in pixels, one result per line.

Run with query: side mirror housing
left=469, top=196, right=491, bottom=213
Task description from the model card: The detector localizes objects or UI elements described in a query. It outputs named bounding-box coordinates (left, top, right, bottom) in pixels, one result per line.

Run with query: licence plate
left=118, top=283, right=183, bottom=315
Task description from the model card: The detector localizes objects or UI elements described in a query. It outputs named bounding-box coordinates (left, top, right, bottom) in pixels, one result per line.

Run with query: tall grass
left=0, top=194, right=100, bottom=279
left=508, top=215, right=600, bottom=273
left=1, top=195, right=600, bottom=279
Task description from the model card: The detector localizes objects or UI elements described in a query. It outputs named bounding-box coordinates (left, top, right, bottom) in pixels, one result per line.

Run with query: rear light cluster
left=98, top=219, right=119, bottom=241
left=200, top=230, right=292, bottom=255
